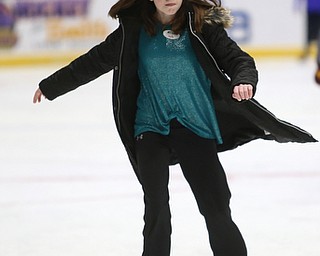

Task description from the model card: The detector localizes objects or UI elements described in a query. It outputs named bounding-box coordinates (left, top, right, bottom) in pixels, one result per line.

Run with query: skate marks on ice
left=0, top=59, right=319, bottom=256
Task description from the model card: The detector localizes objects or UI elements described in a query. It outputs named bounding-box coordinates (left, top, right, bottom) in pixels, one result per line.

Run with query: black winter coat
left=39, top=11, right=317, bottom=173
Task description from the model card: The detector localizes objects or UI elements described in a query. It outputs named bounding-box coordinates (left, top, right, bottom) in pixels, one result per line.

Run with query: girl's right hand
left=33, top=88, right=45, bottom=103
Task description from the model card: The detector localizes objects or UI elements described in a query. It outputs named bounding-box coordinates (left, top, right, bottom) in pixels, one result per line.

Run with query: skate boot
left=315, top=63, right=320, bottom=85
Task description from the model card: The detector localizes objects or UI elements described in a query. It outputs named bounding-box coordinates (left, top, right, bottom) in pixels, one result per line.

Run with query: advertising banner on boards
left=0, top=0, right=116, bottom=54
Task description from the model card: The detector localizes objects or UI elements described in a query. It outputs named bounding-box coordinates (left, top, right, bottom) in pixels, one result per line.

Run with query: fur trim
left=205, top=6, right=234, bottom=28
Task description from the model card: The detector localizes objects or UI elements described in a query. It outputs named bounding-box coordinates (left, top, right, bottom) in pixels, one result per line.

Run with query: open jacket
left=39, top=8, right=317, bottom=173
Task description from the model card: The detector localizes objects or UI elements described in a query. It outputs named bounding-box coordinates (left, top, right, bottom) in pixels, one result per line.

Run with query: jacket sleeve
left=202, top=23, right=258, bottom=93
left=39, top=26, right=122, bottom=100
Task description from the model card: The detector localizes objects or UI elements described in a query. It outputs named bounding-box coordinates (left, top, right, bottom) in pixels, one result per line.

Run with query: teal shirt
left=134, top=25, right=223, bottom=144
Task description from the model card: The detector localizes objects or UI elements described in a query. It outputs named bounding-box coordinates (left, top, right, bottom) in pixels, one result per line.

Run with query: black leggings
left=135, top=120, right=247, bottom=256
left=307, top=13, right=320, bottom=43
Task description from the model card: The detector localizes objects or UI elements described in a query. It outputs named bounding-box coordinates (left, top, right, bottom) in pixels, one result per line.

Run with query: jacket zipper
left=187, top=12, right=227, bottom=79
left=187, top=12, right=314, bottom=139
left=115, top=19, right=125, bottom=131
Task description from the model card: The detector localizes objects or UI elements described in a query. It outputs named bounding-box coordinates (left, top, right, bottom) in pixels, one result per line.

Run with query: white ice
left=0, top=58, right=320, bottom=256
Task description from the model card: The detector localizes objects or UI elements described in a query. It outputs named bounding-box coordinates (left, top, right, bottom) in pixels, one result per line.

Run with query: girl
left=33, top=0, right=316, bottom=255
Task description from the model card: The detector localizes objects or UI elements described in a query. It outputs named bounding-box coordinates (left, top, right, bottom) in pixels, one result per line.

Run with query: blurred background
left=0, top=0, right=317, bottom=63
left=0, top=0, right=320, bottom=256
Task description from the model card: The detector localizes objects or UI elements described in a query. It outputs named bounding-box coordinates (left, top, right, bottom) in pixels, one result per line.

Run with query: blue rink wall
left=0, top=0, right=313, bottom=65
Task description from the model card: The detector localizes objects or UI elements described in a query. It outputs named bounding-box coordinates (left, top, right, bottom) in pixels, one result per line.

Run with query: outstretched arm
left=33, top=26, right=122, bottom=102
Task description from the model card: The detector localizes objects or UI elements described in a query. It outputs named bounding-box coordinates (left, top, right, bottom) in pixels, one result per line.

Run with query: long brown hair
left=109, top=0, right=221, bottom=35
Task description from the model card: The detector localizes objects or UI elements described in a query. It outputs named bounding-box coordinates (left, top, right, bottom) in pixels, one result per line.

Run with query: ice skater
left=297, top=0, right=320, bottom=59
left=33, top=0, right=317, bottom=255
left=315, top=30, right=320, bottom=84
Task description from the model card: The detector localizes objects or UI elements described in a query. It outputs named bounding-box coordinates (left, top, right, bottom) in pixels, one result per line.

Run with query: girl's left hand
left=232, top=84, right=253, bottom=101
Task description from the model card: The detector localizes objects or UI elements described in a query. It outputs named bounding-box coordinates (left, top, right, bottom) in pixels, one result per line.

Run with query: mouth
left=165, top=3, right=176, bottom=7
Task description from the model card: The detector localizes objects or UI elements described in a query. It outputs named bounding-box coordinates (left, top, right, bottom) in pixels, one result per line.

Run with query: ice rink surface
left=1, top=58, right=320, bottom=256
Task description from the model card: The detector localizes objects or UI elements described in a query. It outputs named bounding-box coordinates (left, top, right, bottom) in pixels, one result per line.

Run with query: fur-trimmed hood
left=205, top=6, right=234, bottom=28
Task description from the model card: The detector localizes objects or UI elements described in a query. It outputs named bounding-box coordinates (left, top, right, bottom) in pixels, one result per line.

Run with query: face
left=152, top=0, right=183, bottom=24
